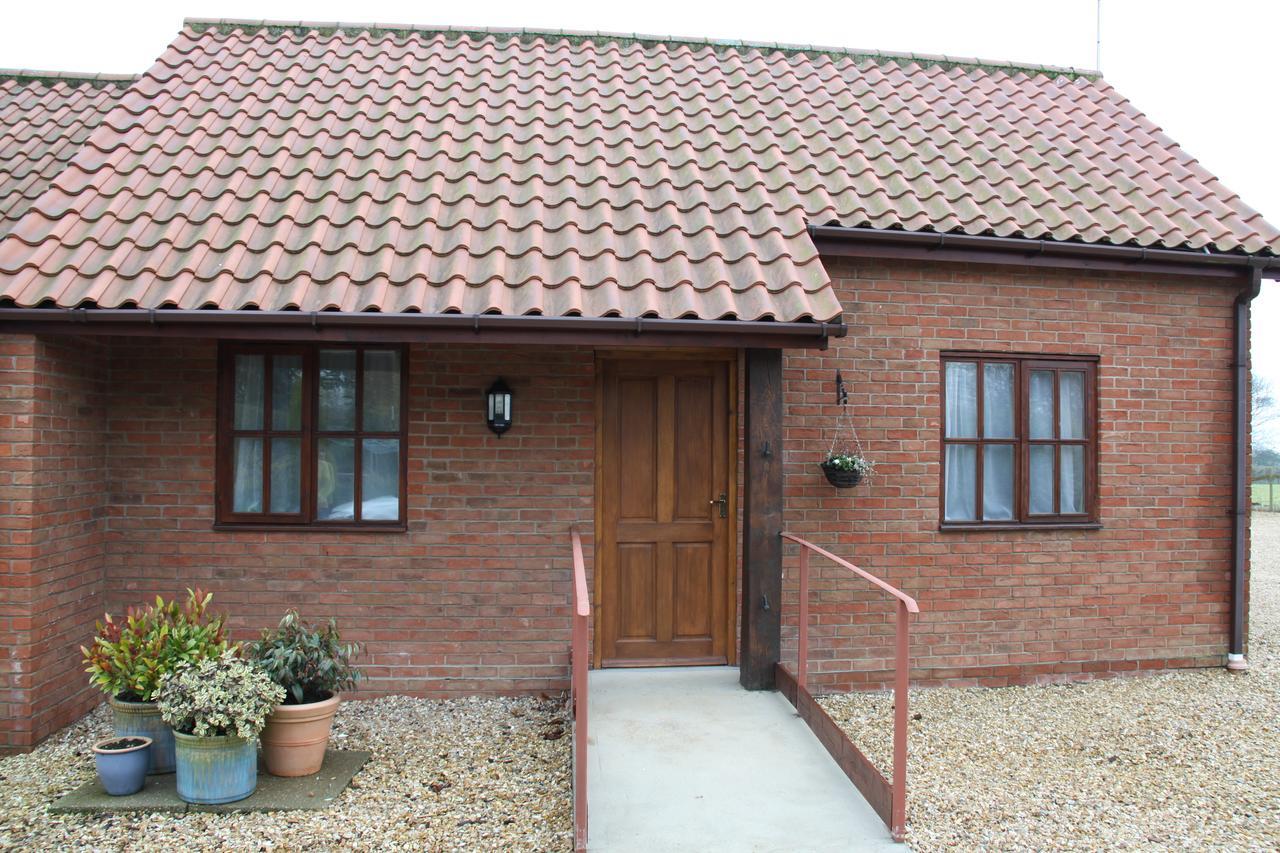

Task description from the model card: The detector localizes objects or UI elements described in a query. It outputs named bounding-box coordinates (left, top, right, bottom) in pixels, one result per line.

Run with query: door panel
left=617, top=544, right=656, bottom=639
left=673, top=542, right=713, bottom=639
left=598, top=358, right=731, bottom=667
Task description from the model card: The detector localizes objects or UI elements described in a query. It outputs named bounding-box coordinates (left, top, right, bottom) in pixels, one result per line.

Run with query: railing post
left=797, top=544, right=810, bottom=690
left=891, top=600, right=909, bottom=842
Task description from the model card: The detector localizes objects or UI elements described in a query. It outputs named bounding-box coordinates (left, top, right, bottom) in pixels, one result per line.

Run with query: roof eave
left=0, top=308, right=846, bottom=350
left=810, top=225, right=1280, bottom=281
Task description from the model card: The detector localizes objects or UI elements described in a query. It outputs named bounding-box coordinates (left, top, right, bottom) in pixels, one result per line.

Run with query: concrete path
left=586, top=667, right=901, bottom=852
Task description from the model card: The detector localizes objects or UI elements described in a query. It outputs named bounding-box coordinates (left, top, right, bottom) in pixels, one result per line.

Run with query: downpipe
left=1229, top=266, right=1263, bottom=672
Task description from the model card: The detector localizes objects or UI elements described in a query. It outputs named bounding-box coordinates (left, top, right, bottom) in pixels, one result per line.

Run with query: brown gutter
left=810, top=224, right=1280, bottom=280
left=0, top=308, right=845, bottom=350
left=1230, top=269, right=1263, bottom=671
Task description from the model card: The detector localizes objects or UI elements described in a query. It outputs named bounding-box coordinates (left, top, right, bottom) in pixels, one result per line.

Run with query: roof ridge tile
left=181, top=17, right=1099, bottom=79
left=0, top=69, right=140, bottom=87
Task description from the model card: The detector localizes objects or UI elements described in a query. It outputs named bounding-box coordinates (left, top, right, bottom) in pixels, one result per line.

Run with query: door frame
left=592, top=348, right=739, bottom=668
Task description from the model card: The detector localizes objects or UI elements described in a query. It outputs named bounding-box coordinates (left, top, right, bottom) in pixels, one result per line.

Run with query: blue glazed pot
left=173, top=731, right=257, bottom=805
left=92, top=735, right=152, bottom=796
left=110, top=697, right=176, bottom=774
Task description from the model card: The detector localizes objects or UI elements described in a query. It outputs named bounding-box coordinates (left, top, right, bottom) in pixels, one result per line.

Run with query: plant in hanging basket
left=820, top=452, right=874, bottom=489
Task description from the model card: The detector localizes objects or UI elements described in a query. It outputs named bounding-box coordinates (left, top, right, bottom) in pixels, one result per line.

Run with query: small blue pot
left=173, top=731, right=257, bottom=805
left=92, top=736, right=152, bottom=796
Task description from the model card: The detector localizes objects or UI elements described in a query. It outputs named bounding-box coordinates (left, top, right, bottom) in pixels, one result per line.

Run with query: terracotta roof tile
left=0, top=22, right=1275, bottom=322
left=0, top=71, right=134, bottom=240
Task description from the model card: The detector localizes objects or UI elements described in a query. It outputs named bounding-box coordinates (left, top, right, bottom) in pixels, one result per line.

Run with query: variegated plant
left=157, top=650, right=285, bottom=740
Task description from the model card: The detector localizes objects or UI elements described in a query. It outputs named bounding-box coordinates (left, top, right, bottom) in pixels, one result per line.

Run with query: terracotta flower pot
left=259, top=693, right=341, bottom=777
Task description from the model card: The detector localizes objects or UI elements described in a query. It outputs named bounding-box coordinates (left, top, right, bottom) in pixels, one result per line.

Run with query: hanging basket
left=820, top=461, right=864, bottom=489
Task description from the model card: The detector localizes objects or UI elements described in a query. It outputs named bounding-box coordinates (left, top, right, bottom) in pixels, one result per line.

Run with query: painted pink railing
left=569, top=527, right=590, bottom=853
left=779, top=533, right=921, bottom=843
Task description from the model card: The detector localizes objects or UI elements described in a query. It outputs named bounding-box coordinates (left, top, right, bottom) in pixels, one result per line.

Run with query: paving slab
left=50, top=749, right=369, bottom=814
left=587, top=667, right=901, bottom=853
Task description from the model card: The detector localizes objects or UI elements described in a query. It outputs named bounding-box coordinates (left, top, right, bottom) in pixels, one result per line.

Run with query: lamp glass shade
left=486, top=379, right=512, bottom=434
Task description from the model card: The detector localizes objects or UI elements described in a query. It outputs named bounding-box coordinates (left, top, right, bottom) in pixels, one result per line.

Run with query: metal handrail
left=781, top=533, right=919, bottom=842
left=569, top=527, right=590, bottom=853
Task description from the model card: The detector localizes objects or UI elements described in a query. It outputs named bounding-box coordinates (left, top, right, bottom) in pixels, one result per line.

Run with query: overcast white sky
left=4, top=0, right=1278, bottom=434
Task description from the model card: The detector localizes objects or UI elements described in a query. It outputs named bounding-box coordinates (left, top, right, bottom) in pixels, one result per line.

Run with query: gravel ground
left=0, top=694, right=572, bottom=851
left=820, top=515, right=1280, bottom=851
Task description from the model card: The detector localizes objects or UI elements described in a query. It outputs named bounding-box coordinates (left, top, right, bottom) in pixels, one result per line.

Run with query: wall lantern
left=486, top=378, right=513, bottom=436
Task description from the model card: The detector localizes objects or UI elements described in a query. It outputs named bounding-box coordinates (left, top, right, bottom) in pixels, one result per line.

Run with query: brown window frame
left=940, top=352, right=1099, bottom=531
left=216, top=342, right=409, bottom=531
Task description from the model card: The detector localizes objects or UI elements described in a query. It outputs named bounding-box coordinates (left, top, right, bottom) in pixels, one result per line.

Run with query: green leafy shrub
left=248, top=611, right=363, bottom=705
left=81, top=589, right=234, bottom=702
left=157, top=650, right=284, bottom=739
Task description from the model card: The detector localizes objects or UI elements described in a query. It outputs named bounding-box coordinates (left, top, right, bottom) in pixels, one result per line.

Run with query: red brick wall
left=103, top=340, right=594, bottom=699
left=0, top=257, right=1249, bottom=745
left=782, top=259, right=1240, bottom=690
left=0, top=335, right=107, bottom=751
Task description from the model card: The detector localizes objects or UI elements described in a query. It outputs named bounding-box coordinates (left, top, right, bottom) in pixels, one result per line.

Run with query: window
left=941, top=353, right=1097, bottom=528
left=217, top=344, right=407, bottom=528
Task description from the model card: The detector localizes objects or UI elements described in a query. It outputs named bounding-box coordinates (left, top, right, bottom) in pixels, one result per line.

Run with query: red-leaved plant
left=81, top=589, right=235, bottom=702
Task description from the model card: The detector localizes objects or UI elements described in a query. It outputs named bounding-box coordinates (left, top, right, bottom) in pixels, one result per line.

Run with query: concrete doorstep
left=50, top=750, right=369, bottom=814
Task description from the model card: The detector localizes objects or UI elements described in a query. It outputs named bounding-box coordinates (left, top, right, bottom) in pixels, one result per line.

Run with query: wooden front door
left=597, top=357, right=734, bottom=667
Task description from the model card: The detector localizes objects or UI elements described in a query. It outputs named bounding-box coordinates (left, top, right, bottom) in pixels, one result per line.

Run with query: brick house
left=1, top=20, right=1276, bottom=752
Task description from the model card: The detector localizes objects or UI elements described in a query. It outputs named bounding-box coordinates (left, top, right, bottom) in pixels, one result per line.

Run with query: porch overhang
left=0, top=308, right=846, bottom=350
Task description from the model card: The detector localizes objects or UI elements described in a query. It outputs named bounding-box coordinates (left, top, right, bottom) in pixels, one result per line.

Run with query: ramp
left=586, top=667, right=901, bottom=852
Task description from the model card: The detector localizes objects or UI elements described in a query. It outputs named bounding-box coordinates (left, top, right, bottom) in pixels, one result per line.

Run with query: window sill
left=939, top=522, right=1102, bottom=533
left=212, top=522, right=408, bottom=534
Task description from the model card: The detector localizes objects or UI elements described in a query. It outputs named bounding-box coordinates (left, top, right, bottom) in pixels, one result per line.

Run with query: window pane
left=269, top=437, right=301, bottom=513
left=271, top=355, right=304, bottom=431
left=363, top=350, right=401, bottom=432
left=1059, top=372, right=1085, bottom=440
left=1029, top=444, right=1055, bottom=514
left=945, top=362, right=978, bottom=438
left=362, top=438, right=400, bottom=520
left=983, top=444, right=1014, bottom=521
left=317, top=437, right=355, bottom=520
left=1061, top=446, right=1085, bottom=514
left=1029, top=370, right=1055, bottom=439
left=232, top=437, right=263, bottom=513
left=944, top=444, right=977, bottom=521
left=983, top=363, right=1015, bottom=438
left=318, top=349, right=357, bottom=431
left=233, top=355, right=264, bottom=430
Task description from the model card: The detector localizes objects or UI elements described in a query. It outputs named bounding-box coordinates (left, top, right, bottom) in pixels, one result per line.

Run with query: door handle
left=709, top=492, right=728, bottom=518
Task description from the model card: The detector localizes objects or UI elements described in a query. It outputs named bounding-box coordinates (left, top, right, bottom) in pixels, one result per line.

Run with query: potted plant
left=820, top=451, right=875, bottom=489
left=81, top=589, right=232, bottom=774
left=249, top=611, right=363, bottom=777
left=157, top=650, right=284, bottom=804
left=91, top=735, right=152, bottom=796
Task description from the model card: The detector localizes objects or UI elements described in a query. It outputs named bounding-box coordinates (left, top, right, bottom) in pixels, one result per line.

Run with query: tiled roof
left=0, top=21, right=1276, bottom=322
left=0, top=71, right=134, bottom=239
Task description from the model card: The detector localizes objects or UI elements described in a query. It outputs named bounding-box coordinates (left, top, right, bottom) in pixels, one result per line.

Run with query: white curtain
left=1030, top=370, right=1055, bottom=439
left=1029, top=445, right=1054, bottom=514
left=232, top=437, right=263, bottom=513
left=983, top=445, right=1014, bottom=520
left=945, top=362, right=977, bottom=438
left=944, top=444, right=976, bottom=521
left=983, top=363, right=1015, bottom=438
left=1060, top=446, right=1084, bottom=513
left=1059, top=372, right=1085, bottom=439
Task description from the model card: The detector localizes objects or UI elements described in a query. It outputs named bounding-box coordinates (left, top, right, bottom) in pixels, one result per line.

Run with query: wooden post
left=741, top=348, right=783, bottom=690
